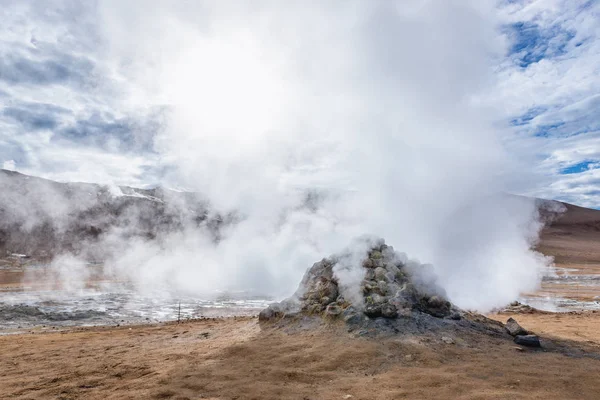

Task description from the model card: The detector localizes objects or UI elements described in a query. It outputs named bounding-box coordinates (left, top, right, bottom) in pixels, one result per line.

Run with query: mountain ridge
left=1, top=169, right=599, bottom=264
left=0, top=169, right=226, bottom=261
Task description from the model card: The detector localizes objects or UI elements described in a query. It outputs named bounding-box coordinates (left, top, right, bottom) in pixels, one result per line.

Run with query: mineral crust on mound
left=259, top=238, right=506, bottom=337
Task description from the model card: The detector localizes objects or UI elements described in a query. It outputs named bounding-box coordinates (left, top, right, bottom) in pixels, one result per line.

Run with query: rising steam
left=9, top=1, right=554, bottom=311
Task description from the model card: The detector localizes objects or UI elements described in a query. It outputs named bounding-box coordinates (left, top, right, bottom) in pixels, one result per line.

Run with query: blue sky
left=0, top=0, right=599, bottom=208
left=496, top=0, right=600, bottom=208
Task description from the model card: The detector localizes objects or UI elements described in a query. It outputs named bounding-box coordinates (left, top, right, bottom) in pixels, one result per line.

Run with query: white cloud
left=2, top=159, right=15, bottom=170
left=0, top=1, right=161, bottom=186
left=1, top=0, right=598, bottom=208
left=490, top=0, right=600, bottom=206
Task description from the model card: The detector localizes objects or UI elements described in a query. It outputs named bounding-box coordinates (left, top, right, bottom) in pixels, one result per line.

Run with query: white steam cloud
left=15, top=1, right=553, bottom=311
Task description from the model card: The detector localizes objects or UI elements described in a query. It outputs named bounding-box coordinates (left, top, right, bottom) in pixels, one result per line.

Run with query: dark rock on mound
left=514, top=335, right=541, bottom=347
left=259, top=238, right=506, bottom=337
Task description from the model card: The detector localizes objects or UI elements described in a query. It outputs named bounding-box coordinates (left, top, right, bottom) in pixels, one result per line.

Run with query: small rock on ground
left=514, top=335, right=541, bottom=348
left=505, top=317, right=528, bottom=336
left=441, top=336, right=454, bottom=344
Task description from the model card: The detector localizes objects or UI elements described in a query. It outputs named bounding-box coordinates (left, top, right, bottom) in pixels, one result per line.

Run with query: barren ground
left=1, top=202, right=600, bottom=399
left=0, top=312, right=599, bottom=400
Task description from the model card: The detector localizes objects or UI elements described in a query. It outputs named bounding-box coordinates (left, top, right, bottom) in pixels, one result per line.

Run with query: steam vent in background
left=260, top=238, right=508, bottom=338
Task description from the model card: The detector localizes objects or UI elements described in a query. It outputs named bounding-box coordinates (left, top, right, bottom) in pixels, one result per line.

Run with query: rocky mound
left=260, top=238, right=506, bottom=337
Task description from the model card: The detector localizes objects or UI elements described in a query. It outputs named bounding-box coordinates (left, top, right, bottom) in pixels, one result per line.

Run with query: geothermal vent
left=260, top=238, right=504, bottom=337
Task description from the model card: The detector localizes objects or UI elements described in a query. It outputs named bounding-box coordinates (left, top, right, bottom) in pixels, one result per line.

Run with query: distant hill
left=537, top=200, right=600, bottom=266
left=0, top=169, right=229, bottom=261
left=1, top=169, right=598, bottom=264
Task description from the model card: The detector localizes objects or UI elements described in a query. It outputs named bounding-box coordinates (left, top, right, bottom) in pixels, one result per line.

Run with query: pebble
left=441, top=336, right=454, bottom=344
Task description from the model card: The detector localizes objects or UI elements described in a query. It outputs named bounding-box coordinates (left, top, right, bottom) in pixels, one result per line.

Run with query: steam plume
left=10, top=1, right=555, bottom=311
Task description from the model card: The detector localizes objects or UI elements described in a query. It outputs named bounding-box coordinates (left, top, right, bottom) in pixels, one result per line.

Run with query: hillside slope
left=537, top=201, right=600, bottom=265
left=1, top=169, right=598, bottom=266
left=0, top=169, right=227, bottom=261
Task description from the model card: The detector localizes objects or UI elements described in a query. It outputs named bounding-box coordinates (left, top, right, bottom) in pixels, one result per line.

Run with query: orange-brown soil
left=0, top=313, right=599, bottom=400
left=1, top=201, right=600, bottom=399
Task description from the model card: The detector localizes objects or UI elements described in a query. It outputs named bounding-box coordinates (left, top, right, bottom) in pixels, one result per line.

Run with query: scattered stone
left=370, top=250, right=383, bottom=259
left=325, top=303, right=343, bottom=317
left=377, top=281, right=389, bottom=295
left=505, top=317, right=528, bottom=336
left=370, top=293, right=386, bottom=305
left=418, top=295, right=451, bottom=318
left=388, top=295, right=408, bottom=310
left=428, top=296, right=447, bottom=308
left=513, top=346, right=524, bottom=352
left=344, top=314, right=363, bottom=327
left=258, top=307, right=280, bottom=322
left=364, top=304, right=382, bottom=318
left=386, top=264, right=400, bottom=276
left=448, top=312, right=461, bottom=321
left=342, top=306, right=363, bottom=326
left=381, top=303, right=398, bottom=319
left=404, top=354, right=413, bottom=361
left=441, top=336, right=454, bottom=344
left=514, top=335, right=541, bottom=348
left=307, top=303, right=324, bottom=315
